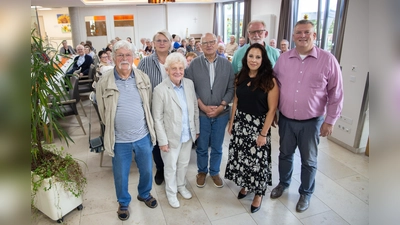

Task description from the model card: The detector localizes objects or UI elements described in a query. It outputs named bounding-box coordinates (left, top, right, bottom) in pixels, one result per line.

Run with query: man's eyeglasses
left=248, top=30, right=266, bottom=36
left=155, top=39, right=169, bottom=44
left=201, top=40, right=216, bottom=46
left=116, top=54, right=133, bottom=58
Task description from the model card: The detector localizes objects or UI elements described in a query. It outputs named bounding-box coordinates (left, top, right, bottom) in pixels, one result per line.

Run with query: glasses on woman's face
left=101, top=55, right=108, bottom=59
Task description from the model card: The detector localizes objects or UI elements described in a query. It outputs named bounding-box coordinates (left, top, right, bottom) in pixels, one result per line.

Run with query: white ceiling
left=31, top=0, right=231, bottom=8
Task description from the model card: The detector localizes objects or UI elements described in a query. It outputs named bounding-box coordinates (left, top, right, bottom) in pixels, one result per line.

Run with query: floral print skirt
left=224, top=109, right=272, bottom=195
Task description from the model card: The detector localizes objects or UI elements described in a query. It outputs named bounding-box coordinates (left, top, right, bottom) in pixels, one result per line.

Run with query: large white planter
left=31, top=173, right=83, bottom=223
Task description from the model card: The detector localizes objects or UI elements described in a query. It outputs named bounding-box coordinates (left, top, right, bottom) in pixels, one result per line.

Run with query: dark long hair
left=236, top=43, right=276, bottom=93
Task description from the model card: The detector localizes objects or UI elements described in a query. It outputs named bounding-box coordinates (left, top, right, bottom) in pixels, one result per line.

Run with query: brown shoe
left=196, top=173, right=207, bottom=188
left=211, top=174, right=224, bottom=188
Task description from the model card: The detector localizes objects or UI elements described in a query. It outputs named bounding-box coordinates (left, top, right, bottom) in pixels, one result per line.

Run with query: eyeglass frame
left=247, top=29, right=266, bottom=36
left=155, top=39, right=169, bottom=44
left=115, top=53, right=133, bottom=59
left=201, top=40, right=217, bottom=46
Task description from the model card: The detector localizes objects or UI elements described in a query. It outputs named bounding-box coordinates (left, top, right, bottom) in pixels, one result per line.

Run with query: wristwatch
left=220, top=104, right=228, bottom=110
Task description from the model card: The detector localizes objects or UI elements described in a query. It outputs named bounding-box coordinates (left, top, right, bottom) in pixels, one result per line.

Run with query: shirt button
left=295, top=100, right=297, bottom=102
left=300, top=71, right=303, bottom=73
left=302, top=62, right=304, bottom=64
left=296, top=90, right=299, bottom=92
left=298, top=81, right=300, bottom=83
left=295, top=109, right=297, bottom=111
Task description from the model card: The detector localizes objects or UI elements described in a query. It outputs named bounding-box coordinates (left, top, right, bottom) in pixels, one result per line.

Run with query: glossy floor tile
left=31, top=99, right=369, bottom=224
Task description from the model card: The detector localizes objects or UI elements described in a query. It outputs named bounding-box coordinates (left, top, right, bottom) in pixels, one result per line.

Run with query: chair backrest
left=69, top=75, right=80, bottom=113
left=89, top=92, right=105, bottom=136
left=88, top=63, right=96, bottom=80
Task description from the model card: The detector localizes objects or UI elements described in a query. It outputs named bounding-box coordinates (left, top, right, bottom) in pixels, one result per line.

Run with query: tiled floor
left=31, top=99, right=369, bottom=225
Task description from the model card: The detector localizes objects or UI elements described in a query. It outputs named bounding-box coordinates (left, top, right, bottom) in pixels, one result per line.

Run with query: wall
left=39, top=4, right=214, bottom=52
left=328, top=0, right=369, bottom=152
left=251, top=0, right=282, bottom=42
left=166, top=4, right=214, bottom=40
left=36, top=8, right=73, bottom=48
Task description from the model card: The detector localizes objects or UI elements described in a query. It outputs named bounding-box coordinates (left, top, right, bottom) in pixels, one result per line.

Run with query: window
left=293, top=0, right=346, bottom=54
left=85, top=16, right=107, bottom=36
left=221, top=1, right=244, bottom=43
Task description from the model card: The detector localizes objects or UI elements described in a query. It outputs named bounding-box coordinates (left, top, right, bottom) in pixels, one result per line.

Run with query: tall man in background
left=232, top=20, right=280, bottom=74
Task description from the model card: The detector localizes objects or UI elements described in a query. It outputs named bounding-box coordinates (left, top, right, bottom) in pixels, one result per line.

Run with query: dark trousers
left=152, top=143, right=164, bottom=171
left=278, top=112, right=324, bottom=196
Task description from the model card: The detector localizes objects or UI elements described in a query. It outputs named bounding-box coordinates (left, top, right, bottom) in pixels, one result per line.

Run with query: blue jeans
left=112, top=134, right=153, bottom=206
left=196, top=114, right=229, bottom=176
left=278, top=113, right=324, bottom=196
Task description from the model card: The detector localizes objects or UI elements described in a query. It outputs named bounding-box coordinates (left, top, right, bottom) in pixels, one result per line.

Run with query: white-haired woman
left=152, top=52, right=200, bottom=208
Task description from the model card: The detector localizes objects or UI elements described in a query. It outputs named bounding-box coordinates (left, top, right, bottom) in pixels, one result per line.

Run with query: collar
left=289, top=46, right=318, bottom=59
left=202, top=54, right=218, bottom=63
left=114, top=67, right=134, bottom=80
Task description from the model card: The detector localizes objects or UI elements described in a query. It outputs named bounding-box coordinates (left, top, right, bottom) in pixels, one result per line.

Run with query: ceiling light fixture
left=148, top=0, right=175, bottom=3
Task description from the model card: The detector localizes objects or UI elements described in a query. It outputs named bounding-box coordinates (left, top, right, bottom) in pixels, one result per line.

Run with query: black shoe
left=237, top=189, right=247, bottom=199
left=250, top=195, right=263, bottom=213
left=296, top=194, right=310, bottom=213
left=154, top=169, right=164, bottom=185
left=270, top=184, right=287, bottom=199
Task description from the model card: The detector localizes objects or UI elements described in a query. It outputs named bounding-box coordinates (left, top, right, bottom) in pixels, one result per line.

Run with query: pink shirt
left=274, top=47, right=343, bottom=125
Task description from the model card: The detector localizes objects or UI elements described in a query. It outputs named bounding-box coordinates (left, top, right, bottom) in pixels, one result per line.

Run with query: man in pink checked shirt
left=270, top=20, right=344, bottom=213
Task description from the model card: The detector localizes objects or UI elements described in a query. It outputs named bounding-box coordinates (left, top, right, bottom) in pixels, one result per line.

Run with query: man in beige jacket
left=96, top=40, right=157, bottom=221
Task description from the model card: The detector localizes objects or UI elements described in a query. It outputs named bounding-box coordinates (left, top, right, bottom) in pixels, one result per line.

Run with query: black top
left=236, top=78, right=269, bottom=116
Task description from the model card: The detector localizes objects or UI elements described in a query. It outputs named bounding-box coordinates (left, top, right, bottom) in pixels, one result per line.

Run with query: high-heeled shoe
left=237, top=188, right=247, bottom=199
left=250, top=195, right=263, bottom=213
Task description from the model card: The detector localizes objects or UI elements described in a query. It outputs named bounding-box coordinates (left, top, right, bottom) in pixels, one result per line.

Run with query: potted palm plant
left=31, top=30, right=87, bottom=223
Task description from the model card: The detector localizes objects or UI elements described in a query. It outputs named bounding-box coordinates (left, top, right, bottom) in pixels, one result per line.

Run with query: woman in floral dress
left=224, top=43, right=279, bottom=213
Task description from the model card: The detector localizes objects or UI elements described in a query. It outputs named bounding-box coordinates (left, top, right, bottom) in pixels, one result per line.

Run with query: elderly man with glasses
left=185, top=33, right=234, bottom=189
left=231, top=20, right=280, bottom=74
left=96, top=40, right=158, bottom=221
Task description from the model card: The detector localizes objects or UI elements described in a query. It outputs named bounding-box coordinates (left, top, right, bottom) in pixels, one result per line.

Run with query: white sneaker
left=167, top=196, right=180, bottom=208
left=178, top=187, right=192, bottom=199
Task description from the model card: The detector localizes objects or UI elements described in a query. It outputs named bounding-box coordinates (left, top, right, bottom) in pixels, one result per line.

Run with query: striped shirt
left=114, top=69, right=149, bottom=143
left=137, top=53, right=168, bottom=90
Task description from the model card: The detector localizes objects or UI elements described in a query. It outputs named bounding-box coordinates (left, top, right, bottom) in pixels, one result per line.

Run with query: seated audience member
left=269, top=38, right=281, bottom=53
left=180, top=39, right=188, bottom=49
left=173, top=35, right=181, bottom=50
left=84, top=44, right=95, bottom=58
left=185, top=52, right=197, bottom=67
left=59, top=40, right=76, bottom=55
left=144, top=39, right=154, bottom=56
left=238, top=37, right=246, bottom=48
left=65, top=44, right=93, bottom=76
left=216, top=43, right=226, bottom=58
left=225, top=35, right=238, bottom=56
left=115, top=37, right=121, bottom=41
left=280, top=39, right=290, bottom=53
left=186, top=37, right=195, bottom=53
left=126, top=37, right=137, bottom=52
left=193, top=41, right=204, bottom=56
left=98, top=50, right=113, bottom=75
left=139, top=38, right=146, bottom=51
left=105, top=48, right=115, bottom=66
left=86, top=40, right=96, bottom=54
left=217, top=35, right=224, bottom=44
left=80, top=41, right=85, bottom=46
left=106, top=43, right=113, bottom=52
left=177, top=47, right=186, bottom=56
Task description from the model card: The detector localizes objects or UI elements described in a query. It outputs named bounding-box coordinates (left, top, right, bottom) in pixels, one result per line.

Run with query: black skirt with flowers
left=224, top=109, right=272, bottom=196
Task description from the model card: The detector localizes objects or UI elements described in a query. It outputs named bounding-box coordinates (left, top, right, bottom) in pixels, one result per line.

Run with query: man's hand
left=206, top=105, right=223, bottom=118
left=320, top=122, right=333, bottom=137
